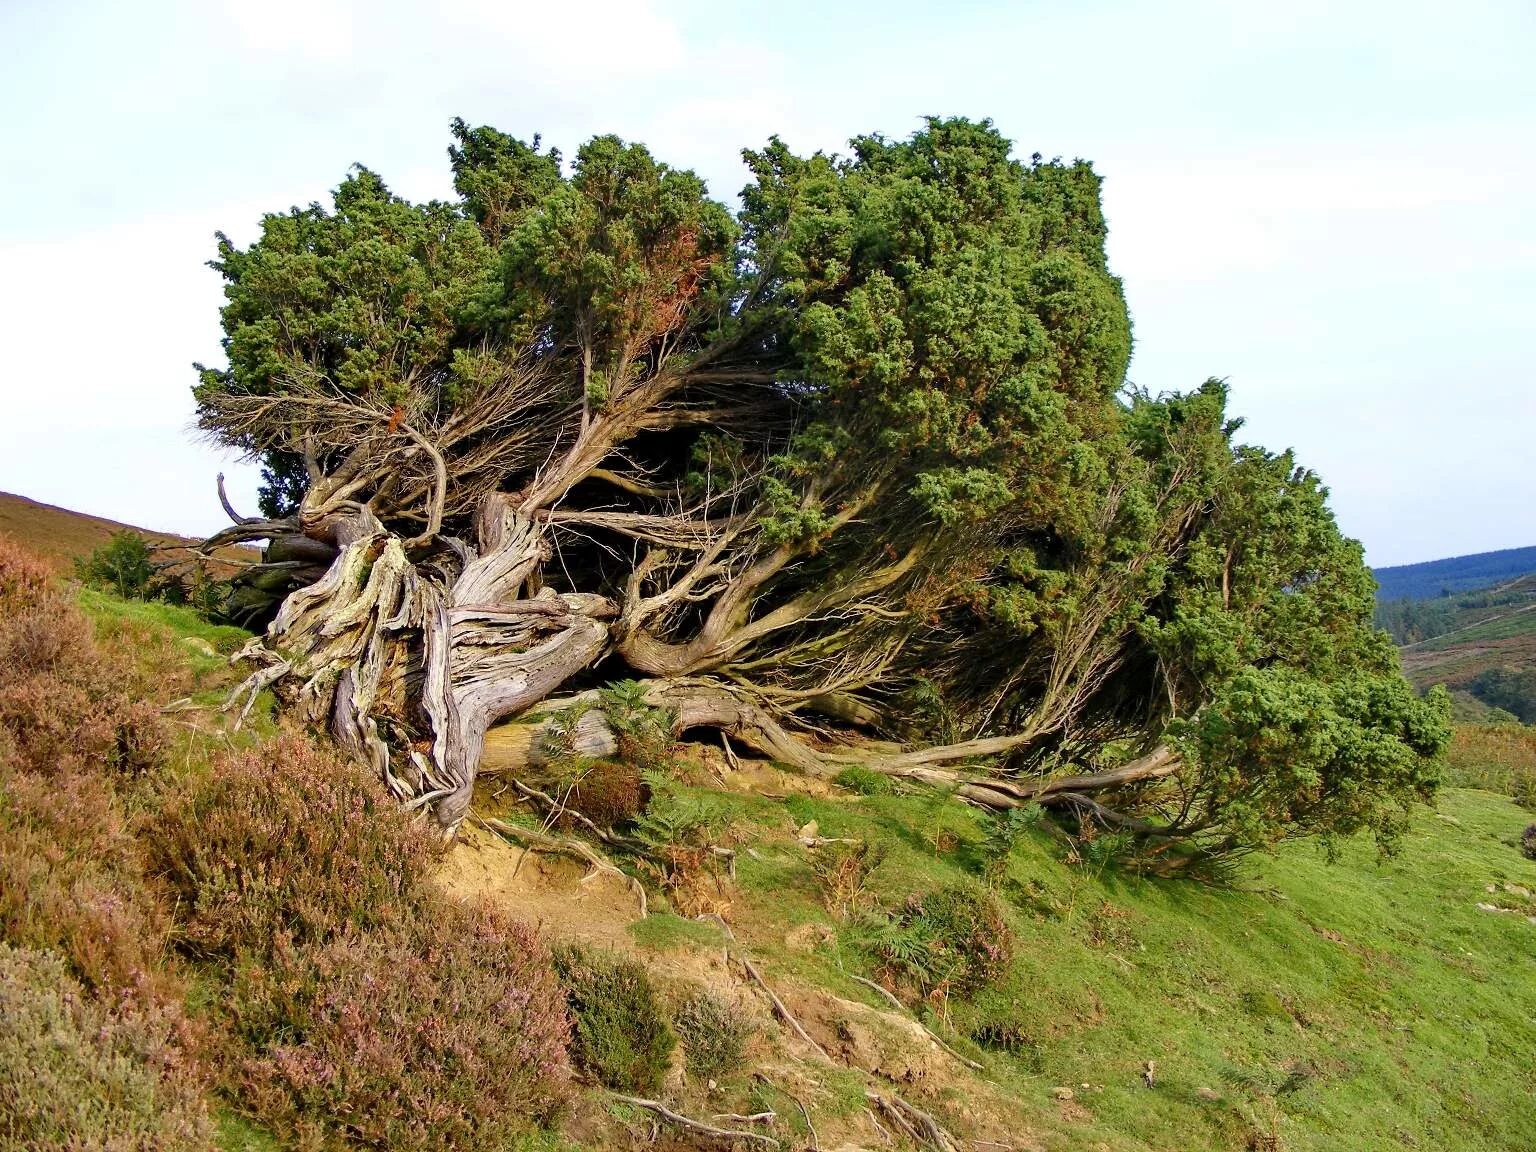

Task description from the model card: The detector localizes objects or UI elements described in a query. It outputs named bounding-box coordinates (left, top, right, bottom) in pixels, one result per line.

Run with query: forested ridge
left=193, top=116, right=1448, bottom=868
left=1372, top=544, right=1536, bottom=603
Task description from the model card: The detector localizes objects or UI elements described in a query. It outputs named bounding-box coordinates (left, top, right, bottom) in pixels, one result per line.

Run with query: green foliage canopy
left=193, top=116, right=1449, bottom=860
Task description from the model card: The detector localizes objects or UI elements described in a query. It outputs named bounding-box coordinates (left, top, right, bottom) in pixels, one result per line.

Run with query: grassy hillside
left=8, top=546, right=1535, bottom=1152
left=1373, top=545, right=1536, bottom=602
left=593, top=774, right=1536, bottom=1152
left=1376, top=567, right=1536, bottom=721
left=0, top=489, right=253, bottom=572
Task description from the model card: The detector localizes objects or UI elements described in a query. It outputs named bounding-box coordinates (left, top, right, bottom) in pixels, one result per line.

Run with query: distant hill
left=0, top=491, right=251, bottom=572
left=1379, top=565, right=1536, bottom=723
left=1373, top=544, right=1536, bottom=602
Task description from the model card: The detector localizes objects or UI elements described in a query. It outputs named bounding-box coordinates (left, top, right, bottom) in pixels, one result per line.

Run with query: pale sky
left=1, top=0, right=1531, bottom=567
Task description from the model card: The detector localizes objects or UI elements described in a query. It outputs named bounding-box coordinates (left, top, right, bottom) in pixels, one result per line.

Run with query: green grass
left=214, top=1111, right=284, bottom=1152
left=76, top=588, right=250, bottom=652
left=725, top=783, right=1536, bottom=1151
left=627, top=911, right=728, bottom=952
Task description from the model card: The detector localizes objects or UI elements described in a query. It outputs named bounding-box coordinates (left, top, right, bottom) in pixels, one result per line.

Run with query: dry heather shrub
left=0, top=538, right=177, bottom=996
left=0, top=944, right=210, bottom=1152
left=148, top=731, right=435, bottom=957
left=231, top=903, right=571, bottom=1151
left=0, top=758, right=173, bottom=995
left=0, top=536, right=165, bottom=779
left=561, top=758, right=649, bottom=828
left=673, top=987, right=753, bottom=1081
left=1445, top=723, right=1536, bottom=809
left=810, top=839, right=887, bottom=919
left=155, top=728, right=572, bottom=1148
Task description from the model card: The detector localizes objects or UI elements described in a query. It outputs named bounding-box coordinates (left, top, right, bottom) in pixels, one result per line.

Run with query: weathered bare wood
left=611, top=1095, right=780, bottom=1149
left=866, top=1092, right=959, bottom=1152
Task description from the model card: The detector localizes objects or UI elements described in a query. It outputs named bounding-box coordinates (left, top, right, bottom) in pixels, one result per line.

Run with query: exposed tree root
left=741, top=957, right=832, bottom=1063
left=847, top=976, right=983, bottom=1072
left=866, top=1091, right=960, bottom=1152
left=611, top=1095, right=781, bottom=1149
left=480, top=815, right=647, bottom=917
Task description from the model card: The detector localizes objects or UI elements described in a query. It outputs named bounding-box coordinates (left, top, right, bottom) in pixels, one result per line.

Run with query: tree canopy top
left=195, top=116, right=1448, bottom=864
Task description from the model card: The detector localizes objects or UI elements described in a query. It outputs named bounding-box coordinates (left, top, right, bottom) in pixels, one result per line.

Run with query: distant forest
left=1373, top=544, right=1536, bottom=602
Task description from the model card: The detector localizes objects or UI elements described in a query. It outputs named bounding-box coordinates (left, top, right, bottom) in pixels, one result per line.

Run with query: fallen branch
left=791, top=1090, right=820, bottom=1152
left=712, top=1111, right=776, bottom=1125
left=612, top=1095, right=781, bottom=1149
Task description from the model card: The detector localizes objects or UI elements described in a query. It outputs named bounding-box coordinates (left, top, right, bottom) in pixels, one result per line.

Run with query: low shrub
left=1522, top=824, right=1536, bottom=861
left=75, top=530, right=155, bottom=600
left=867, top=885, right=1015, bottom=1002
left=155, top=726, right=572, bottom=1149
left=0, top=536, right=165, bottom=778
left=673, top=988, right=753, bottom=1081
left=0, top=759, right=173, bottom=995
left=0, top=538, right=175, bottom=995
left=968, top=1012, right=1044, bottom=1069
left=600, top=680, right=676, bottom=775
left=562, top=759, right=648, bottom=828
left=148, top=731, right=434, bottom=958
left=810, top=839, right=886, bottom=919
left=230, top=902, right=571, bottom=1151
left=553, top=945, right=675, bottom=1094
left=981, top=804, right=1045, bottom=884
left=0, top=944, right=210, bottom=1151
left=635, top=780, right=735, bottom=916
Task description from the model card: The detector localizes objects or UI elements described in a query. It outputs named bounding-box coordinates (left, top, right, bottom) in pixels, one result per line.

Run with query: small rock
left=1196, top=1087, right=1221, bottom=1102
left=1052, top=1087, right=1074, bottom=1101
left=798, top=819, right=819, bottom=840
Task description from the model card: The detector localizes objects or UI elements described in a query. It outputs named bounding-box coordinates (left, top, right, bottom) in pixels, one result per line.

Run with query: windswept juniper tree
left=197, top=118, right=1448, bottom=863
